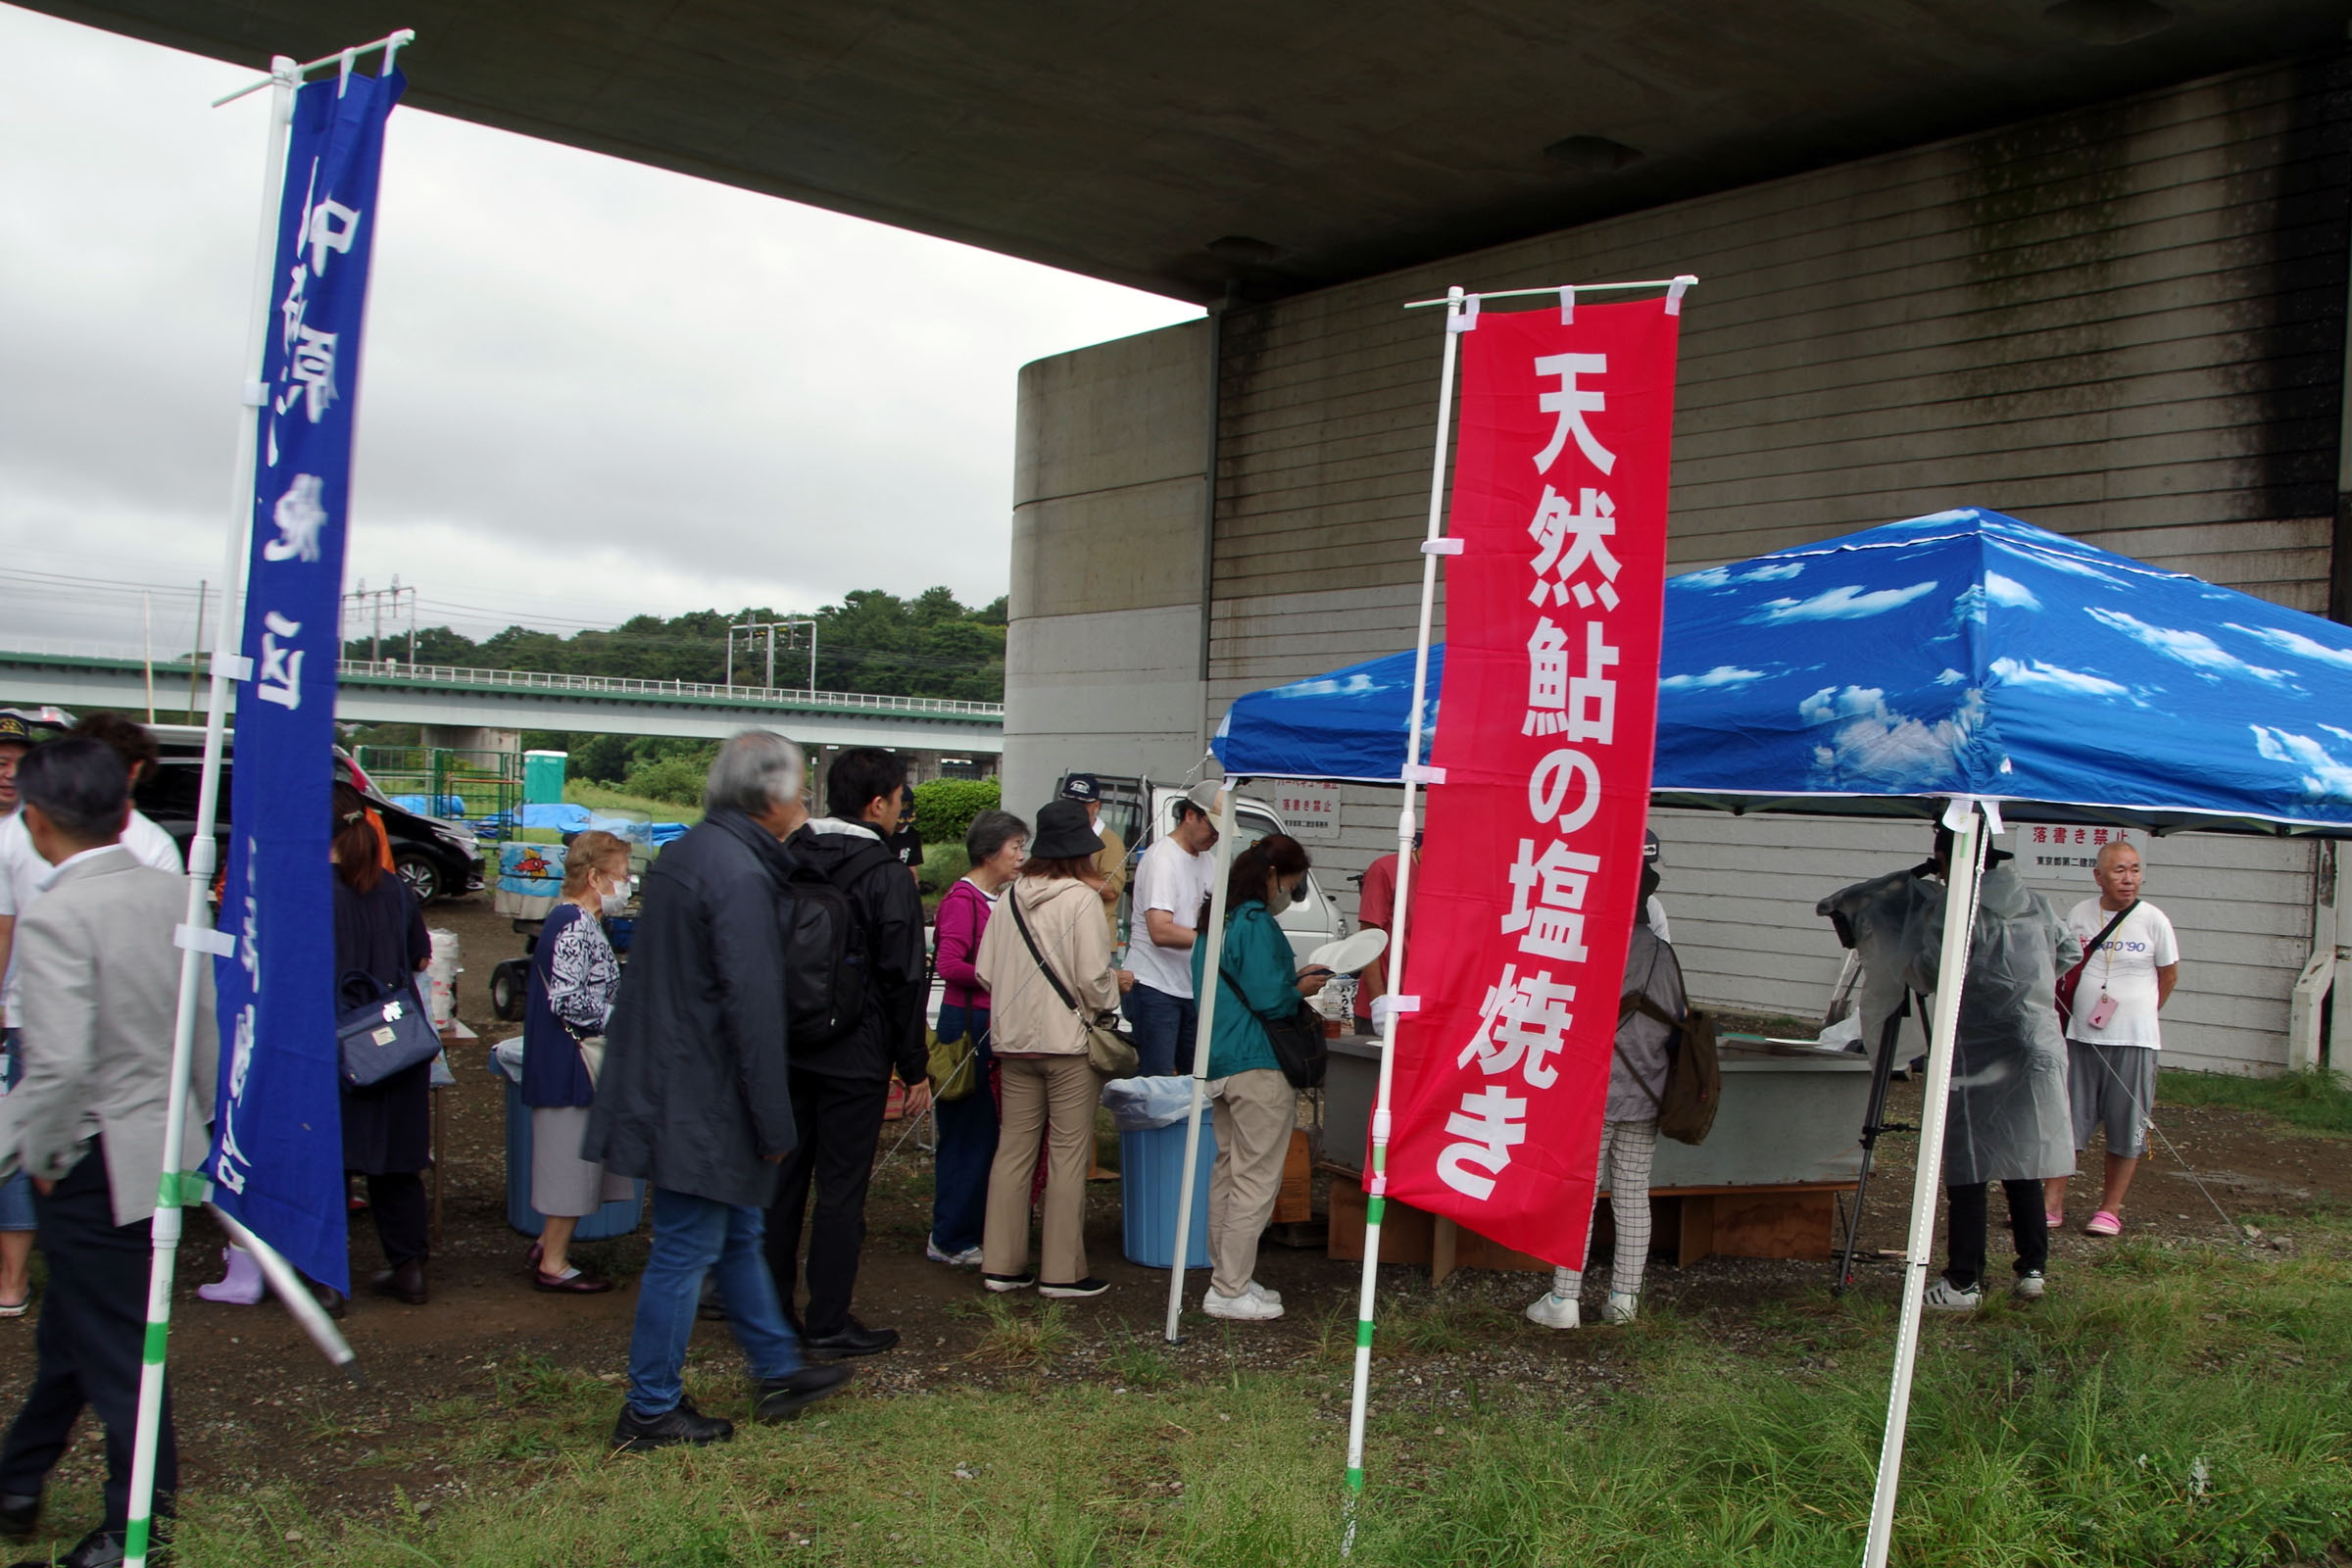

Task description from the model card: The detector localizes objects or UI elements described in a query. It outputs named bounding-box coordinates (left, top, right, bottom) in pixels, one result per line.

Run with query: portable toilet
left=522, top=749, right=566, bottom=806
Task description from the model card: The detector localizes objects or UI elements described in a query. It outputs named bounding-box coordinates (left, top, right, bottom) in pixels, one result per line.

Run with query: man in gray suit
left=0, top=737, right=215, bottom=1568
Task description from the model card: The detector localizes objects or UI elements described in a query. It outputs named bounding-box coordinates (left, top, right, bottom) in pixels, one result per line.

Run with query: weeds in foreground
left=171, top=1221, right=2352, bottom=1567
left=964, top=1297, right=1073, bottom=1368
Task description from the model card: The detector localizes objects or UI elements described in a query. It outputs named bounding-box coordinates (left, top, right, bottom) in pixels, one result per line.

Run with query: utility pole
left=728, top=616, right=817, bottom=692
left=344, top=578, right=416, bottom=669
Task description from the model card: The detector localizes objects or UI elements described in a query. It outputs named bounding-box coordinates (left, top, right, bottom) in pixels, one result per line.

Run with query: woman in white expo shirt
left=2044, top=840, right=2178, bottom=1239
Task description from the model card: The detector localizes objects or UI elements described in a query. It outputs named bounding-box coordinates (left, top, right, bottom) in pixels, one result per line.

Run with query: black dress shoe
left=369, top=1259, right=427, bottom=1306
left=308, top=1281, right=347, bottom=1320
left=802, top=1317, right=899, bottom=1358
left=611, top=1396, right=733, bottom=1453
left=753, top=1363, right=856, bottom=1423
left=0, top=1492, right=36, bottom=1541
left=9, top=1526, right=126, bottom=1568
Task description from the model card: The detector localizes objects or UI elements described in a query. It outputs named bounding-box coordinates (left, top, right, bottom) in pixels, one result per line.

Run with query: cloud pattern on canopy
left=1654, top=507, right=2352, bottom=825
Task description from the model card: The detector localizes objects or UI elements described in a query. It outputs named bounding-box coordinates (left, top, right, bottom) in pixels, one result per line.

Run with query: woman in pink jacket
left=927, top=809, right=1028, bottom=1266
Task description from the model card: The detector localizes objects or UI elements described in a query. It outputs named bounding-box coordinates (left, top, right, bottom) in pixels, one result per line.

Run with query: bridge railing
left=336, top=659, right=1004, bottom=717
left=0, top=641, right=1004, bottom=720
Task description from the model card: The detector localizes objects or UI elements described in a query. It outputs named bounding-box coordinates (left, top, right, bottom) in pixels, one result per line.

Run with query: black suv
left=137, top=728, right=484, bottom=906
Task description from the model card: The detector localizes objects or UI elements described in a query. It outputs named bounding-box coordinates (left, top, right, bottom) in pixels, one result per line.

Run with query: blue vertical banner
left=209, top=67, right=405, bottom=1293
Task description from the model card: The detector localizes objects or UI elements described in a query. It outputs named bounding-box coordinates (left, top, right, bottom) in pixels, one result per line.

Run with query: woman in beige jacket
left=973, top=800, right=1120, bottom=1298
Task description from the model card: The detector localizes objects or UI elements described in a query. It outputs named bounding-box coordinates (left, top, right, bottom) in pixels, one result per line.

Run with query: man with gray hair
left=587, top=729, right=854, bottom=1451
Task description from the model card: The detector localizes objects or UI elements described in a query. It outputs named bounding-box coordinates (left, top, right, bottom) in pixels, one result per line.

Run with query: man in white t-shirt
left=1121, top=780, right=1220, bottom=1076
left=0, top=714, right=184, bottom=1316
left=2045, top=839, right=2179, bottom=1238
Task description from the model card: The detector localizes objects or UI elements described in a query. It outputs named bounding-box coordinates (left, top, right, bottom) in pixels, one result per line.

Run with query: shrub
left=913, top=778, right=1001, bottom=852
left=622, top=753, right=709, bottom=808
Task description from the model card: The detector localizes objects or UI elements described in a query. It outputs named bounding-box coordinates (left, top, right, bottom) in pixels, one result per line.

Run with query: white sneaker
left=1924, top=1278, right=1983, bottom=1312
left=1202, top=1287, right=1283, bottom=1321
left=925, top=1239, right=983, bottom=1268
left=1245, top=1280, right=1282, bottom=1306
left=2012, top=1270, right=2045, bottom=1301
left=1524, top=1291, right=1580, bottom=1330
left=1603, top=1291, right=1638, bottom=1324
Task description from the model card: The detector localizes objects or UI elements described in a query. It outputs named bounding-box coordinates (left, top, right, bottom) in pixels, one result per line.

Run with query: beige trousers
left=1207, top=1068, right=1296, bottom=1298
left=982, top=1054, right=1098, bottom=1285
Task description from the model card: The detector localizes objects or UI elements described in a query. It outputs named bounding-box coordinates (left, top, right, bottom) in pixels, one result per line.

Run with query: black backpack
left=780, top=840, right=898, bottom=1047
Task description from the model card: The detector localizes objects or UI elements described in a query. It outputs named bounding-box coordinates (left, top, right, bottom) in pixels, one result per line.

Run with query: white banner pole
left=123, top=54, right=301, bottom=1568
left=1164, top=778, right=1241, bottom=1342
left=1341, top=284, right=1470, bottom=1553
left=1860, top=799, right=1988, bottom=1568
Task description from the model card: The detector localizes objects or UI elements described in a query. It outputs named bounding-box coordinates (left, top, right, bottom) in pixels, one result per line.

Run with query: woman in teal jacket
left=1191, top=833, right=1330, bottom=1322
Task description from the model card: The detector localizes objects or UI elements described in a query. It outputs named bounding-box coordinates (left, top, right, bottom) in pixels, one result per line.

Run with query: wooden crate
left=1273, top=1129, right=1313, bottom=1224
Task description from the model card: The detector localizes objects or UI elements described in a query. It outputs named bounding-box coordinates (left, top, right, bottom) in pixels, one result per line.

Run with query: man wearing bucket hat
left=1122, top=780, right=1221, bottom=1076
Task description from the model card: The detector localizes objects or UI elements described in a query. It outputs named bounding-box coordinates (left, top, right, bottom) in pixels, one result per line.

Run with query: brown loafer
left=533, top=1267, right=613, bottom=1295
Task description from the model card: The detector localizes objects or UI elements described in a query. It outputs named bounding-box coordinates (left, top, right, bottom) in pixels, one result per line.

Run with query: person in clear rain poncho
left=1821, top=826, right=2078, bottom=1311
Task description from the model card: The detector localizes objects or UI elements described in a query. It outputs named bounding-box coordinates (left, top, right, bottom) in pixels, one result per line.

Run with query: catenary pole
left=123, top=53, right=300, bottom=1568
left=1860, top=797, right=1990, bottom=1568
left=1340, top=284, right=1469, bottom=1553
left=1163, top=776, right=1241, bottom=1342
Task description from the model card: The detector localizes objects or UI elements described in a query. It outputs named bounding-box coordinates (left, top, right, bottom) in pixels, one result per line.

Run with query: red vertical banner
left=1384, top=294, right=1684, bottom=1267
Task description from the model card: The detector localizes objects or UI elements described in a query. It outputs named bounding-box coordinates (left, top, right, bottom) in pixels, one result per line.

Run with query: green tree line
left=345, top=587, right=1007, bottom=704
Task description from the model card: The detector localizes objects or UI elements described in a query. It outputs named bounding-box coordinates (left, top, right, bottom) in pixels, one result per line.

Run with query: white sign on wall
left=2015, top=822, right=2140, bottom=887
left=1265, top=779, right=1345, bottom=843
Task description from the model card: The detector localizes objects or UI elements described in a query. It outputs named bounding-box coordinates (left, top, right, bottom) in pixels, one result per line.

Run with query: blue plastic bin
left=502, top=1075, right=645, bottom=1241
left=1120, top=1116, right=1217, bottom=1269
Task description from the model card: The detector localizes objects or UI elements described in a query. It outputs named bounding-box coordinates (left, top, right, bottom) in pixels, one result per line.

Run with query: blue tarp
left=1212, top=508, right=2352, bottom=835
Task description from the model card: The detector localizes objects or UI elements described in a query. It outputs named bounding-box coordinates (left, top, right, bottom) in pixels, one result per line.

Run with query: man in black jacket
left=587, top=729, right=854, bottom=1450
left=765, top=747, right=933, bottom=1357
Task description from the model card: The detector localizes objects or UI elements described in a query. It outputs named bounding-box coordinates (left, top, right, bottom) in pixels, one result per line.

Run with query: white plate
left=1305, top=928, right=1388, bottom=975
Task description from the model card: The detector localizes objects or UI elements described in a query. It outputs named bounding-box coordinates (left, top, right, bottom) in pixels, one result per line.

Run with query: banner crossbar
left=211, top=28, right=414, bottom=107
left=1403, top=276, right=1697, bottom=310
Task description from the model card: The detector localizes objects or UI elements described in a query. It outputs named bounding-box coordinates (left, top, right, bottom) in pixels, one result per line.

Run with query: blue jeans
left=626, top=1188, right=802, bottom=1417
left=1122, top=982, right=1198, bottom=1077
left=930, top=1005, right=998, bottom=1254
left=0, top=1033, right=32, bottom=1233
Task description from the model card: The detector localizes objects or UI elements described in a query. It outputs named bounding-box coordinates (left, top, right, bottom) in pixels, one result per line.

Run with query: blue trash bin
left=1120, top=1115, right=1217, bottom=1269
left=502, top=1074, right=645, bottom=1241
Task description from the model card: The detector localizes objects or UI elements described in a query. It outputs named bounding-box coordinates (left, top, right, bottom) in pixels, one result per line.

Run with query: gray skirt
left=530, top=1104, right=633, bottom=1218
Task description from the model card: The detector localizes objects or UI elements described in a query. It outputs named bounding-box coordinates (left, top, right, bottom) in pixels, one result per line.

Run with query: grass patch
left=173, top=1222, right=2352, bottom=1566
left=964, top=1298, right=1075, bottom=1368
left=563, top=780, right=706, bottom=826
left=2162, top=1065, right=2352, bottom=1137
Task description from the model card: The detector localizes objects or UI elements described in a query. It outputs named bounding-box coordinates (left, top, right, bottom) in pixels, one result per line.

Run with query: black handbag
left=1221, top=960, right=1328, bottom=1089
left=336, top=970, right=442, bottom=1090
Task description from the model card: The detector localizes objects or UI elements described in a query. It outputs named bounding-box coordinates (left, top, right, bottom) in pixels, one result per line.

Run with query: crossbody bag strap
left=2062, top=899, right=2137, bottom=990
left=1005, top=890, right=1085, bottom=1018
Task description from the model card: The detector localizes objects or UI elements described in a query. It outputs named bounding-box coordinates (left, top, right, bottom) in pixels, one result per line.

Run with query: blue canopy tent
left=1214, top=507, right=2352, bottom=837
left=1214, top=507, right=2352, bottom=1564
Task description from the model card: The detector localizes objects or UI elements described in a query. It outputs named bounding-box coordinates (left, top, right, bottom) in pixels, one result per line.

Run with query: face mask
left=1266, top=877, right=1300, bottom=915
left=601, top=877, right=632, bottom=917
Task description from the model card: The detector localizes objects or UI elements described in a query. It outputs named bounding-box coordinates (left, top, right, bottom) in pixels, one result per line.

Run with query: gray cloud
left=0, top=5, right=1200, bottom=654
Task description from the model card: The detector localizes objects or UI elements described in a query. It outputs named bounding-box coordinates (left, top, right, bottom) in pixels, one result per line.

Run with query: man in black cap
left=1057, top=774, right=1126, bottom=946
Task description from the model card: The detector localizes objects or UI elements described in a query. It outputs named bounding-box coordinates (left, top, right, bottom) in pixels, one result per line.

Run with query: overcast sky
left=0, top=4, right=1200, bottom=658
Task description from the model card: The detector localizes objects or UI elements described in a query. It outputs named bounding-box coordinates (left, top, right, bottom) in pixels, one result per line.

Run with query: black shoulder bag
left=1218, top=956, right=1328, bottom=1089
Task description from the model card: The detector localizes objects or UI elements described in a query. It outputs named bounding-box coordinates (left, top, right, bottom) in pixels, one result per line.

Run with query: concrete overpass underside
left=24, top=1, right=2348, bottom=304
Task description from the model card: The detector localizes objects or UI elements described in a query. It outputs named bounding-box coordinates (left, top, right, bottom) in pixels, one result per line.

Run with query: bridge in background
left=0, top=647, right=1004, bottom=756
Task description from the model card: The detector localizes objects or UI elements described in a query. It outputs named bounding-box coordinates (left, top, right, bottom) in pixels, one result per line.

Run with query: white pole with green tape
left=1340, top=284, right=1468, bottom=1553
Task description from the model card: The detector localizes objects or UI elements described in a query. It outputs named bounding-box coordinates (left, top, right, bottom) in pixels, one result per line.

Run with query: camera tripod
left=1833, top=991, right=1920, bottom=1295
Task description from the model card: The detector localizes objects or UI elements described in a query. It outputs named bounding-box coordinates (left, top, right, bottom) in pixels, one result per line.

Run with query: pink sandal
left=2044, top=1209, right=2065, bottom=1230
left=2083, top=1209, right=2123, bottom=1237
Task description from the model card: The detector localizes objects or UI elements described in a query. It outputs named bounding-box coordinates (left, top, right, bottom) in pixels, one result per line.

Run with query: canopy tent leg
left=1164, top=777, right=1242, bottom=1343
left=1860, top=799, right=1990, bottom=1568
left=1341, top=284, right=1468, bottom=1554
